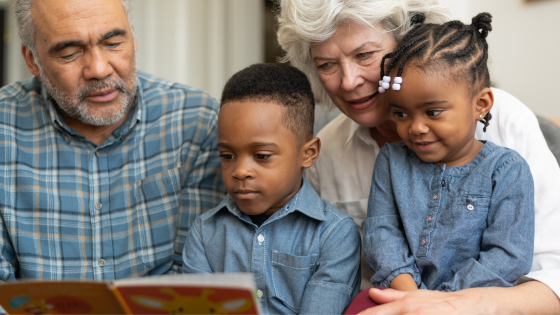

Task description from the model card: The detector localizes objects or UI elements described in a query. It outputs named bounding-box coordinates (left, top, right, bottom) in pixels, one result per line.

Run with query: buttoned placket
left=251, top=225, right=267, bottom=310
left=417, top=167, right=446, bottom=257
left=89, top=149, right=114, bottom=279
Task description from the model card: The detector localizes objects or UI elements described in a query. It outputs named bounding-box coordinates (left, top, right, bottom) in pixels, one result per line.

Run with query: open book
left=0, top=273, right=261, bottom=315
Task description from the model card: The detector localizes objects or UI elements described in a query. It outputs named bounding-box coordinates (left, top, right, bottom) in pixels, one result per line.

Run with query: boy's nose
left=232, top=161, right=255, bottom=180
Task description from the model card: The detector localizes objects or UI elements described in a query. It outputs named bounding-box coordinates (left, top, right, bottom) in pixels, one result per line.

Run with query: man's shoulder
left=137, top=71, right=219, bottom=112
left=0, top=77, right=42, bottom=105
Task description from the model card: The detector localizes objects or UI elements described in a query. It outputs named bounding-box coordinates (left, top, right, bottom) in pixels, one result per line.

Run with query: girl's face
left=388, top=67, right=493, bottom=167
left=310, top=22, right=397, bottom=128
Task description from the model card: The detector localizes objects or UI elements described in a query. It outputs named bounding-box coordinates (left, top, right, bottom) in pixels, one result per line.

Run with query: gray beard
left=38, top=64, right=138, bottom=127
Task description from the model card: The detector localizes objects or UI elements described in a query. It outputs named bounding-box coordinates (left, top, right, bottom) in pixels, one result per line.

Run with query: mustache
left=75, top=77, right=127, bottom=101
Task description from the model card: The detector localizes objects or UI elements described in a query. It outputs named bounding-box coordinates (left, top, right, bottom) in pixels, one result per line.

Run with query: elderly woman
left=277, top=0, right=560, bottom=313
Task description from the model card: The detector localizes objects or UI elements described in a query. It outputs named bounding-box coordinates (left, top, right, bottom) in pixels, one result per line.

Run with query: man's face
left=27, top=0, right=138, bottom=127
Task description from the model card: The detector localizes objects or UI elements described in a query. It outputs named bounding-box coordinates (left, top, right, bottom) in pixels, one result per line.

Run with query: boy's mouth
left=234, top=189, right=259, bottom=200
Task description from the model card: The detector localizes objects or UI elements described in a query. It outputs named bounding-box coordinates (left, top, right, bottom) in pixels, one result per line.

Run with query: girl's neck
left=369, top=119, right=402, bottom=148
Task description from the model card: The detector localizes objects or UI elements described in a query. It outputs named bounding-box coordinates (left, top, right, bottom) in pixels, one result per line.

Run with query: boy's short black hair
left=220, top=63, right=315, bottom=144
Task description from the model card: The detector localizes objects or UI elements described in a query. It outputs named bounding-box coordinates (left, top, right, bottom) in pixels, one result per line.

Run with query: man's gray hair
left=276, top=0, right=451, bottom=110
left=14, top=0, right=134, bottom=58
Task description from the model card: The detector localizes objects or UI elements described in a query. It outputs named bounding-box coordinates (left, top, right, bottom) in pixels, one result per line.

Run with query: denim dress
left=363, top=141, right=534, bottom=291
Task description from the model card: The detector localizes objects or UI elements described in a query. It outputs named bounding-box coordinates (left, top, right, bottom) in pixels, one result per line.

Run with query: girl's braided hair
left=381, top=12, right=493, bottom=131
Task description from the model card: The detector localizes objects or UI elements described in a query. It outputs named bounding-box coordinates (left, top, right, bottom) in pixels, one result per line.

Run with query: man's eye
left=255, top=154, right=271, bottom=160
left=61, top=53, right=76, bottom=60
left=427, top=109, right=443, bottom=116
left=219, top=154, right=233, bottom=160
left=393, top=111, right=408, bottom=118
left=107, top=42, right=122, bottom=48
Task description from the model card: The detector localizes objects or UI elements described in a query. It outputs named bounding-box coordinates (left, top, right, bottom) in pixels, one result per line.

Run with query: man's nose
left=83, top=48, right=113, bottom=80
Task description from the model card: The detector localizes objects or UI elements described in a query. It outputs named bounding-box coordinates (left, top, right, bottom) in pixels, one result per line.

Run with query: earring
left=479, top=115, right=483, bottom=119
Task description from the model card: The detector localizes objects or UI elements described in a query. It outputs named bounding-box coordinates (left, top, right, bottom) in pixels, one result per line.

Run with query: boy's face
left=388, top=67, right=493, bottom=167
left=217, top=101, right=318, bottom=216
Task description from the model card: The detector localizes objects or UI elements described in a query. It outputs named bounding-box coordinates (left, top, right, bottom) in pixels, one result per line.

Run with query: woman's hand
left=357, top=281, right=560, bottom=315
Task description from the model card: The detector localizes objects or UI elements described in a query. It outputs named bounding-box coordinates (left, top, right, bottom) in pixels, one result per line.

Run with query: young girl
left=362, top=13, right=534, bottom=292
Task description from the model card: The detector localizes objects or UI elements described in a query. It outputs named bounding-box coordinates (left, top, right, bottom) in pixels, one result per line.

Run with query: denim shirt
left=363, top=141, right=534, bottom=291
left=182, top=178, right=361, bottom=314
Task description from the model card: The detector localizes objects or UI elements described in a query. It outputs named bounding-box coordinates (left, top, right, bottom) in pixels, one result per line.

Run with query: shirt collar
left=344, top=119, right=379, bottom=148
left=212, top=177, right=327, bottom=225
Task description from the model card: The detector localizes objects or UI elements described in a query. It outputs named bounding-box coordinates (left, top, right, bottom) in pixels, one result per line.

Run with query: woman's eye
left=317, top=62, right=332, bottom=70
left=219, top=154, right=233, bottom=160
left=393, top=111, right=408, bottom=118
left=255, top=154, right=271, bottom=160
left=426, top=109, right=443, bottom=117
left=357, top=52, right=373, bottom=59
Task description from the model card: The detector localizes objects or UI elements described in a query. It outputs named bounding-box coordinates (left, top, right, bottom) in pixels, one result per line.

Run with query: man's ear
left=21, top=45, right=40, bottom=77
left=474, top=87, right=494, bottom=119
left=302, top=137, right=321, bottom=169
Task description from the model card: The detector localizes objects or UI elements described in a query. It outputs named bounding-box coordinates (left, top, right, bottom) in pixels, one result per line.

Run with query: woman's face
left=310, top=22, right=397, bottom=128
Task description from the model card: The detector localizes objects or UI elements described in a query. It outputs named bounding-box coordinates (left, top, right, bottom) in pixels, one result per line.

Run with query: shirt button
left=421, top=239, right=427, bottom=245
left=433, top=194, right=438, bottom=200
left=467, top=204, right=474, bottom=211
left=98, top=259, right=106, bottom=267
left=427, top=216, right=433, bottom=222
left=257, top=290, right=263, bottom=298
left=95, top=203, right=102, bottom=210
left=257, top=234, right=265, bottom=243
left=95, top=151, right=100, bottom=157
left=441, top=180, right=445, bottom=186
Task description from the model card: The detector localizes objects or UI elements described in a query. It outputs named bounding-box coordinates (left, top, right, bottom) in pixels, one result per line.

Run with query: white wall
left=439, top=0, right=560, bottom=117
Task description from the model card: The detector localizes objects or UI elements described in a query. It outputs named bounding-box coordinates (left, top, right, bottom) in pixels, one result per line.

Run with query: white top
left=307, top=88, right=560, bottom=295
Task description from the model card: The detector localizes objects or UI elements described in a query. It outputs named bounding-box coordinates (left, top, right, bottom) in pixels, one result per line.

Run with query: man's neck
left=62, top=112, right=130, bottom=146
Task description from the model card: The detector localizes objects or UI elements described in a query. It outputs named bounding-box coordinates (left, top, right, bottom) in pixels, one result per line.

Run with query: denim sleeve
left=181, top=218, right=213, bottom=274
left=298, top=216, right=361, bottom=315
left=438, top=155, right=535, bottom=291
left=363, top=147, right=421, bottom=288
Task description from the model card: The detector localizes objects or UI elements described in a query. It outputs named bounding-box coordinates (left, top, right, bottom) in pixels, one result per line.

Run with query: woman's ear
left=302, top=137, right=321, bottom=169
left=474, top=87, right=494, bottom=119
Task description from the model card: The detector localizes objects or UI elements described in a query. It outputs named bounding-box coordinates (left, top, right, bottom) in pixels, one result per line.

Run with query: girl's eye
left=219, top=154, right=233, bottom=160
left=393, top=111, right=408, bottom=118
left=255, top=154, right=271, bottom=160
left=426, top=109, right=443, bottom=116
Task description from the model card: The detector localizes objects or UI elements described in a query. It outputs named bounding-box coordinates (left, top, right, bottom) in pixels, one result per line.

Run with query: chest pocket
left=445, top=194, right=490, bottom=247
left=131, top=168, right=182, bottom=272
left=271, top=250, right=318, bottom=312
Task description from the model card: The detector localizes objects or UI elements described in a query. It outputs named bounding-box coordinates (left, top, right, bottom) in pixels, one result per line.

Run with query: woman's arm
left=358, top=280, right=560, bottom=315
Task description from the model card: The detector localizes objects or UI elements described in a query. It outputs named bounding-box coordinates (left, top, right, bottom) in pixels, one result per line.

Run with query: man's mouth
left=85, top=89, right=119, bottom=102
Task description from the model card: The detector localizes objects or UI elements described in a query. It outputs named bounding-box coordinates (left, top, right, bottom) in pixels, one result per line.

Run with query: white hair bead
left=382, top=82, right=390, bottom=89
left=378, top=87, right=386, bottom=93
left=394, top=77, right=403, bottom=84
left=383, top=76, right=391, bottom=83
left=379, top=80, right=384, bottom=86
left=392, top=83, right=401, bottom=91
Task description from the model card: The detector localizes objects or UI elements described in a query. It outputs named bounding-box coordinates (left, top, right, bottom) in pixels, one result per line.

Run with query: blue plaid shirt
left=0, top=71, right=225, bottom=281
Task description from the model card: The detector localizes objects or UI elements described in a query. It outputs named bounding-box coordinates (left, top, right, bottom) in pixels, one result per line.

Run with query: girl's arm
left=390, top=274, right=418, bottom=291
left=363, top=146, right=420, bottom=288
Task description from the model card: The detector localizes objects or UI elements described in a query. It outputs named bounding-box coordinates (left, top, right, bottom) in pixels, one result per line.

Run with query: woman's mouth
left=346, top=92, right=378, bottom=110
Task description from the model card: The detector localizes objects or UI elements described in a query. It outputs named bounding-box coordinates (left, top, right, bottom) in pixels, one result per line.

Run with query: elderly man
left=0, top=0, right=224, bottom=281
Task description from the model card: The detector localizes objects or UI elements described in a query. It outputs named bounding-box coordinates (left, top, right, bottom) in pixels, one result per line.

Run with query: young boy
left=182, top=63, right=361, bottom=314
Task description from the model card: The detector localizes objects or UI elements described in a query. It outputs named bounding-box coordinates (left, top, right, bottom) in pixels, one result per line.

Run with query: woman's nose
left=340, top=62, right=365, bottom=91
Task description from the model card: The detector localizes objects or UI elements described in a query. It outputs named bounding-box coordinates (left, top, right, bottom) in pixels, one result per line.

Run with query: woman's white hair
left=14, top=0, right=134, bottom=60
left=277, top=0, right=451, bottom=109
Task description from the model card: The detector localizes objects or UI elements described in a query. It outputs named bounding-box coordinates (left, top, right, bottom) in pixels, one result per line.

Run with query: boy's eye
left=219, top=154, right=234, bottom=160
left=426, top=109, right=443, bottom=116
left=393, top=111, right=408, bottom=118
left=255, top=154, right=271, bottom=160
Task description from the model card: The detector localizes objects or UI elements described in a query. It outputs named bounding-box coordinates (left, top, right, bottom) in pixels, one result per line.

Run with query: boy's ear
left=474, top=87, right=494, bottom=119
left=302, top=137, right=321, bottom=169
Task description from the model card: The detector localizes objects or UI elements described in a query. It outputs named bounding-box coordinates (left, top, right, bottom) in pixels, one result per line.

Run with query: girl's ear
left=474, top=87, right=494, bottom=119
left=302, top=137, right=321, bottom=169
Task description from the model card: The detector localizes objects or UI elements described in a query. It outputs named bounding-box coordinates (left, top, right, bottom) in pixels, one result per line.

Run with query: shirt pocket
left=446, top=193, right=491, bottom=247
left=271, top=250, right=318, bottom=312
left=131, top=168, right=182, bottom=271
